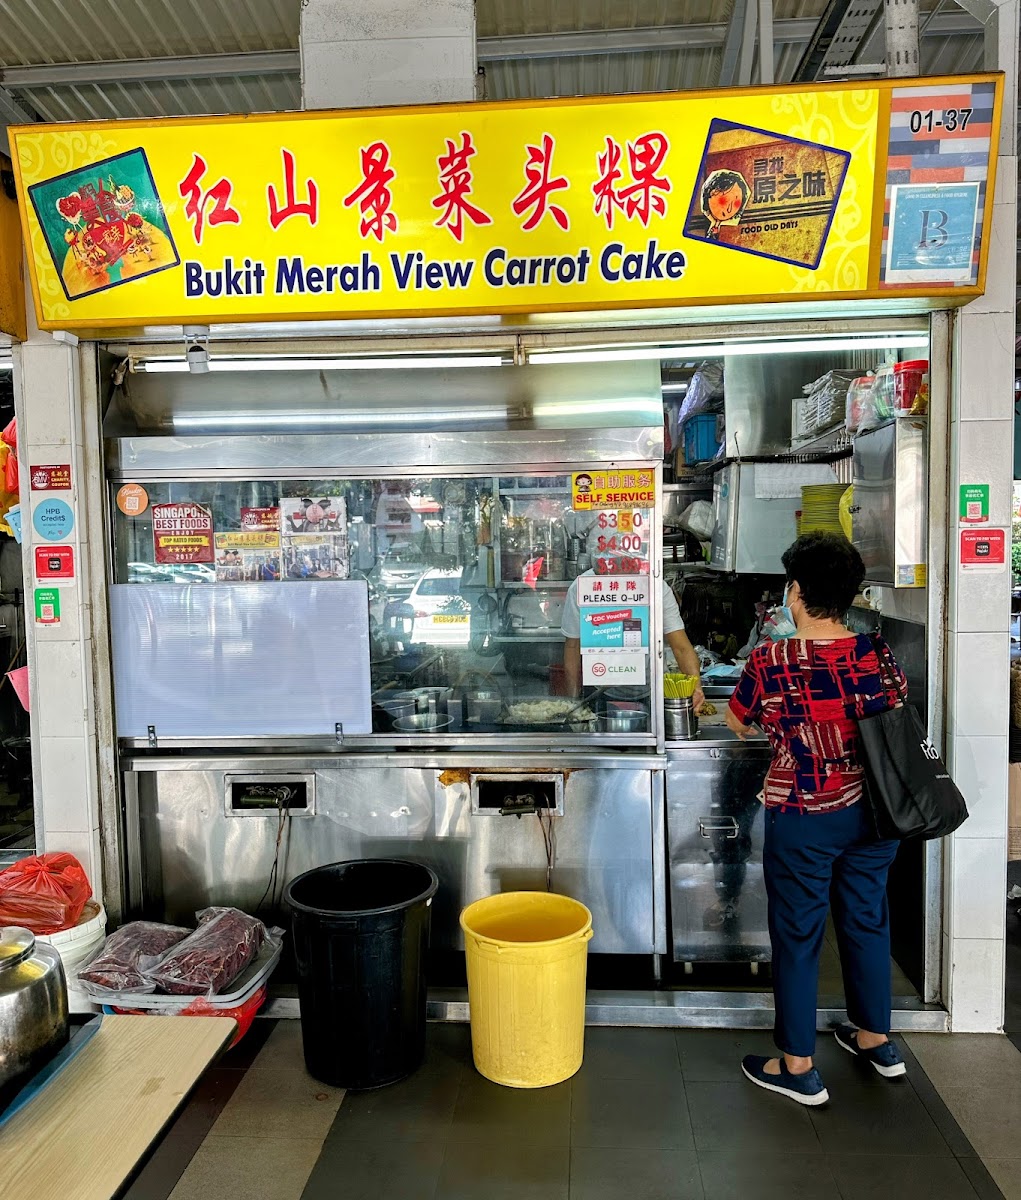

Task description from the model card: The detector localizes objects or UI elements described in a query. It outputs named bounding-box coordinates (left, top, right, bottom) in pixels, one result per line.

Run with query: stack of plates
left=800, top=484, right=849, bottom=537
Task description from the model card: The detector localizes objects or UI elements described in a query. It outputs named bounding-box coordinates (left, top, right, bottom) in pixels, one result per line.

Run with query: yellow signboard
left=573, top=470, right=656, bottom=511
left=0, top=154, right=27, bottom=340
left=9, top=75, right=1001, bottom=332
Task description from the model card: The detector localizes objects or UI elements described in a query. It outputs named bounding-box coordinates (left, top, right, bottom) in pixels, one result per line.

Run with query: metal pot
left=599, top=707, right=648, bottom=733
left=0, top=926, right=69, bottom=1110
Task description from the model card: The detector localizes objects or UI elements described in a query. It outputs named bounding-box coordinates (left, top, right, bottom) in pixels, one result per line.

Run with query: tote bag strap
left=870, top=634, right=907, bottom=708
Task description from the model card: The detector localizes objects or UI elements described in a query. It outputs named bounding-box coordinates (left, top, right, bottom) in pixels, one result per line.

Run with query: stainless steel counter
left=123, top=753, right=667, bottom=957
left=665, top=740, right=772, bottom=966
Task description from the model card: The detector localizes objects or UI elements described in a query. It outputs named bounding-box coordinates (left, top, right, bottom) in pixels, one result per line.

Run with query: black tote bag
left=858, top=637, right=969, bottom=841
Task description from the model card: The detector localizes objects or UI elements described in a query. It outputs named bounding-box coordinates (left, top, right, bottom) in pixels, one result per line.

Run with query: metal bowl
left=599, top=708, right=648, bottom=733
left=394, top=713, right=454, bottom=733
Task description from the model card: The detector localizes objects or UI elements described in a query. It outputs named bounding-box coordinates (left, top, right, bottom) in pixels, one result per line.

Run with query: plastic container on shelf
left=894, top=359, right=929, bottom=415
left=105, top=985, right=269, bottom=1048
left=36, top=900, right=106, bottom=977
left=85, top=934, right=283, bottom=1012
left=682, top=413, right=723, bottom=465
left=845, top=376, right=874, bottom=432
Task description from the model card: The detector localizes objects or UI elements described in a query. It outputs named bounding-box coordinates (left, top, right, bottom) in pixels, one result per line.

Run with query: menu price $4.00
left=908, top=109, right=972, bottom=134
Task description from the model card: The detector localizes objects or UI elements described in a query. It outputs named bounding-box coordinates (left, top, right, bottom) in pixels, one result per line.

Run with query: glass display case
left=110, top=469, right=657, bottom=741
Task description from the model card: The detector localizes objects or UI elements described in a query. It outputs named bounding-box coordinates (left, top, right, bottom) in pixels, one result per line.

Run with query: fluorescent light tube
left=529, top=335, right=928, bottom=364
left=141, top=355, right=504, bottom=373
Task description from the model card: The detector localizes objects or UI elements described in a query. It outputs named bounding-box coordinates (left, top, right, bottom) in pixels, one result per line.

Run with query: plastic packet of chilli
left=145, top=907, right=267, bottom=996
left=76, top=921, right=191, bottom=998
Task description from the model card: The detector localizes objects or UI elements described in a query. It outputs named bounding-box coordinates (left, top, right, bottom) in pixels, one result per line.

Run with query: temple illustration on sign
left=28, top=148, right=180, bottom=300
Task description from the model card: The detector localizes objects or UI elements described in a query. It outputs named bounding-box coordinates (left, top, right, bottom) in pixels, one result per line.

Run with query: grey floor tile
left=122, top=1133, right=197, bottom=1200
left=809, top=1084, right=952, bottom=1157
left=245, top=1018, right=306, bottom=1072
left=980, top=1159, right=1021, bottom=1200
left=905, top=1034, right=1021, bottom=1093
left=571, top=1072, right=694, bottom=1151
left=434, top=1141, right=569, bottom=1200
left=210, top=1067, right=344, bottom=1142
left=328, top=1060, right=463, bottom=1145
left=687, top=1082, right=823, bottom=1155
left=675, top=1030, right=778, bottom=1082
left=580, top=1027, right=682, bottom=1081
left=169, top=1135, right=323, bottom=1200
left=424, top=1022, right=475, bottom=1074
left=163, top=1068, right=246, bottom=1142
left=937, top=1087, right=1021, bottom=1161
left=697, top=1152, right=840, bottom=1199
left=301, top=1139, right=445, bottom=1200
left=958, top=1157, right=1009, bottom=1200
left=570, top=1147, right=704, bottom=1200
left=448, top=1070, right=571, bottom=1145
left=826, top=1154, right=981, bottom=1199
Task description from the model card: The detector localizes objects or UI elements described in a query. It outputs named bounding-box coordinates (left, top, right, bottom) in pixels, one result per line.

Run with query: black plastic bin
left=284, top=859, right=439, bottom=1089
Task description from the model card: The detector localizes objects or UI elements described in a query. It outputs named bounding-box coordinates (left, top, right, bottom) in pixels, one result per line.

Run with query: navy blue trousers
left=763, top=801, right=900, bottom=1058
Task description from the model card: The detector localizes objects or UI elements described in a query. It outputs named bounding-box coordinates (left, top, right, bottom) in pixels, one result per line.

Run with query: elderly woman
left=725, top=532, right=908, bottom=1106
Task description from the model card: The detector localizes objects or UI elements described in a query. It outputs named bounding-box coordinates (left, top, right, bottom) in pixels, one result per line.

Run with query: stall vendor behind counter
left=561, top=575, right=704, bottom=709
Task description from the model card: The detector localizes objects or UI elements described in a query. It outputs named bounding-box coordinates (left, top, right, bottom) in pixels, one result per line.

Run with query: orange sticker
left=116, top=483, right=149, bottom=517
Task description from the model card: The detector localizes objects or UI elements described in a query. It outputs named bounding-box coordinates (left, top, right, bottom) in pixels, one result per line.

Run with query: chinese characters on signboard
left=11, top=76, right=1000, bottom=329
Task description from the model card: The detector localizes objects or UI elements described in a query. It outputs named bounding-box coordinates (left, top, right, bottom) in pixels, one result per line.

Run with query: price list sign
left=594, top=508, right=652, bottom=575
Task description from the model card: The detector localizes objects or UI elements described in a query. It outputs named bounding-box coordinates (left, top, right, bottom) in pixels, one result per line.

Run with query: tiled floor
left=123, top=1021, right=1021, bottom=1200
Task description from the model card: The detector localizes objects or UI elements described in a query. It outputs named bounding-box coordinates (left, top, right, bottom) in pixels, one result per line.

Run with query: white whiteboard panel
left=110, top=582, right=372, bottom=738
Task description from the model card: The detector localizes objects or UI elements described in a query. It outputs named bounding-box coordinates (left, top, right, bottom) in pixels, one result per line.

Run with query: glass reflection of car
left=376, top=543, right=429, bottom=594
left=171, top=564, right=216, bottom=584
left=409, top=569, right=469, bottom=646
left=127, top=562, right=178, bottom=583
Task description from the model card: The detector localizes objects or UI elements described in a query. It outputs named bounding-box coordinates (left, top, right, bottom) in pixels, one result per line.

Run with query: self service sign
left=8, top=75, right=1001, bottom=332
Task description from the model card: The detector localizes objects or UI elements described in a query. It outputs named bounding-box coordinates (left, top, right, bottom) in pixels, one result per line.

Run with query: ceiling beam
left=0, top=85, right=34, bottom=156
left=0, top=11, right=984, bottom=93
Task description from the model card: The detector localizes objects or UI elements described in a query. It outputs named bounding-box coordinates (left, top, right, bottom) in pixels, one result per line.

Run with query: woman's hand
left=725, top=705, right=755, bottom=740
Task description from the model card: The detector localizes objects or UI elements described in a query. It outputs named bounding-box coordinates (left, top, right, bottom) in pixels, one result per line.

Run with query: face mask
left=767, top=585, right=798, bottom=641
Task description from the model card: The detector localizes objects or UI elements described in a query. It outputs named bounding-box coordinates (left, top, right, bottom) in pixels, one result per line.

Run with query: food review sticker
left=152, top=501, right=214, bottom=564
left=32, top=497, right=75, bottom=542
left=117, top=483, right=149, bottom=516
left=573, top=470, right=655, bottom=511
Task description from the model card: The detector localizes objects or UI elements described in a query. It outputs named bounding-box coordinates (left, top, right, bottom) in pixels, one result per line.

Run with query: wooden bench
left=0, top=1014, right=236, bottom=1199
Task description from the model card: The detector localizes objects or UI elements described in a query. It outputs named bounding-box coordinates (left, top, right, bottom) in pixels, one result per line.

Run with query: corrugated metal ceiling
left=0, top=0, right=989, bottom=120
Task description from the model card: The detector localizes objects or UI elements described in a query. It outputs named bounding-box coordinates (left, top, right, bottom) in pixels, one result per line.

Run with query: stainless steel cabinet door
left=666, top=749, right=770, bottom=963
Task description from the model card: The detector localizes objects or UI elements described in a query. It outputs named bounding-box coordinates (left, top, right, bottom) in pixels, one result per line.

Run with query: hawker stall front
left=7, top=72, right=1007, bottom=1028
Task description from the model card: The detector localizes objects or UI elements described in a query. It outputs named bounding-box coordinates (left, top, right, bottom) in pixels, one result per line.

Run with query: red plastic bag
left=112, top=985, right=268, bottom=1048
left=0, top=852, right=91, bottom=934
left=1, top=420, right=16, bottom=496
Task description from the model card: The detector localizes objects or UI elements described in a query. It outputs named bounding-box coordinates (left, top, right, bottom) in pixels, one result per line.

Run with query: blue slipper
left=741, top=1055, right=829, bottom=1106
left=834, top=1025, right=906, bottom=1078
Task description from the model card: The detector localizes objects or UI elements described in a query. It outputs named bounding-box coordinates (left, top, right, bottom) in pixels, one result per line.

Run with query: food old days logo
left=683, top=119, right=850, bottom=269
left=9, top=85, right=901, bottom=326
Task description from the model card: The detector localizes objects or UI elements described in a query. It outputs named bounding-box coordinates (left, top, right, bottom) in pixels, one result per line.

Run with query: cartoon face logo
left=700, top=169, right=750, bottom=237
left=575, top=474, right=593, bottom=494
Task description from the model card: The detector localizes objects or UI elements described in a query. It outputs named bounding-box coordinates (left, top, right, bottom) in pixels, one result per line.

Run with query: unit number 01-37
left=909, top=108, right=973, bottom=134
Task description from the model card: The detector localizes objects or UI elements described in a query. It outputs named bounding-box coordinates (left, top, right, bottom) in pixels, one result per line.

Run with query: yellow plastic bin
left=460, top=891, right=593, bottom=1088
